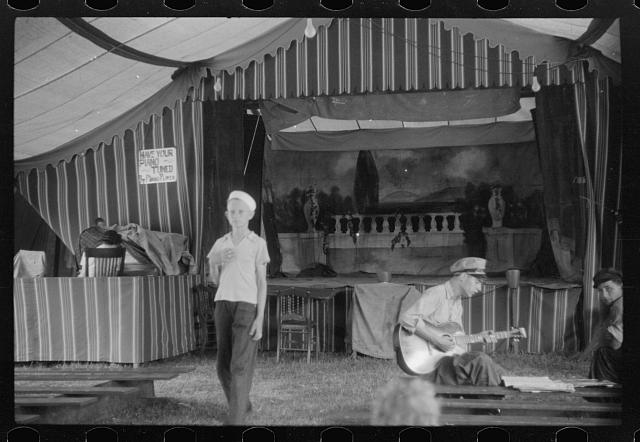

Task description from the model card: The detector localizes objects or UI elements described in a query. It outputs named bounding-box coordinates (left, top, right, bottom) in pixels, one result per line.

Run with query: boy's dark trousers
left=214, top=300, right=259, bottom=425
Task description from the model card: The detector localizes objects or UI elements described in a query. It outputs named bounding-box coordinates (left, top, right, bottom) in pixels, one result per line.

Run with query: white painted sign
left=138, top=148, right=177, bottom=184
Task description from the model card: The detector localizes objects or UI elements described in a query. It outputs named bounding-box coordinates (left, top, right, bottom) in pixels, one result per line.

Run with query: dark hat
left=450, top=257, right=487, bottom=276
left=101, top=230, right=122, bottom=245
left=593, top=268, right=623, bottom=288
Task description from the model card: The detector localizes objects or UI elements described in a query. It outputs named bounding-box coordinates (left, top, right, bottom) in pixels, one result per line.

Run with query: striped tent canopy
left=15, top=99, right=204, bottom=270
left=207, top=17, right=608, bottom=101
left=14, top=17, right=619, bottom=165
left=13, top=17, right=619, bottom=272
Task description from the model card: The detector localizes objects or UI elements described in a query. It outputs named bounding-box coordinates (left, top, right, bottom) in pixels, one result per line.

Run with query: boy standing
left=207, top=190, right=270, bottom=424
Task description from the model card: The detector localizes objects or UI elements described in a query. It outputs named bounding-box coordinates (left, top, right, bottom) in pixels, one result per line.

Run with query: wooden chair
left=84, top=247, right=125, bottom=277
left=276, top=290, right=319, bottom=363
left=193, top=284, right=216, bottom=354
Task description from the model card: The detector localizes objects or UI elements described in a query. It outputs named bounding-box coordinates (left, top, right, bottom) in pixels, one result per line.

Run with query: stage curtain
left=270, top=121, right=534, bottom=152
left=532, top=85, right=586, bottom=284
left=201, top=100, right=245, bottom=260
left=573, top=66, right=622, bottom=344
left=261, top=140, right=284, bottom=277
left=260, top=88, right=521, bottom=135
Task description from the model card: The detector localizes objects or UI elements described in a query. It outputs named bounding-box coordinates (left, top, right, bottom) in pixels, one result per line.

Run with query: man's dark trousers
left=214, top=300, right=258, bottom=425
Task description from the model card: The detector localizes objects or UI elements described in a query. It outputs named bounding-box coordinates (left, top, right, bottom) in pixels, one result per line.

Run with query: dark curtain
left=532, top=85, right=587, bottom=283
left=201, top=100, right=245, bottom=259
left=14, top=191, right=76, bottom=276
left=261, top=138, right=284, bottom=277
left=243, top=114, right=265, bottom=234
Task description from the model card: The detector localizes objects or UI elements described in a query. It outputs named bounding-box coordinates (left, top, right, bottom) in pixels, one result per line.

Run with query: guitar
left=393, top=322, right=527, bottom=376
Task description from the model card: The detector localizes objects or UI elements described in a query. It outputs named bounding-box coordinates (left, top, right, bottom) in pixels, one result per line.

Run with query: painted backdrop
left=264, top=142, right=543, bottom=233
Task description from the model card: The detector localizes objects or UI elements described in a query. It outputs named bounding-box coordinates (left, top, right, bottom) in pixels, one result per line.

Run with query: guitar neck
left=455, top=331, right=515, bottom=345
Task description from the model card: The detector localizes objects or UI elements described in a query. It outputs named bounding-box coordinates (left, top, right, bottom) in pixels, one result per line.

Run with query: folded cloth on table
left=121, top=224, right=193, bottom=275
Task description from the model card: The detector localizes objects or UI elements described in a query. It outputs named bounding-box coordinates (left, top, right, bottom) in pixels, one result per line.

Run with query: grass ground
left=15, top=350, right=591, bottom=426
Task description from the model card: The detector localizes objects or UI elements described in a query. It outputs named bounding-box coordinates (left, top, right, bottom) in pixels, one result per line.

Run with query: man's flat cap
left=593, top=268, right=623, bottom=288
left=450, top=257, right=487, bottom=276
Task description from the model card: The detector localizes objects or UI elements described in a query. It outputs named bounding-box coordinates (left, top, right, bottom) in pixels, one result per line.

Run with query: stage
left=262, top=274, right=583, bottom=358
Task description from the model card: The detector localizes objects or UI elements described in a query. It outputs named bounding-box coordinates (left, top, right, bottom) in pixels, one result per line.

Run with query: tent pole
left=243, top=115, right=261, bottom=176
left=612, top=138, right=623, bottom=268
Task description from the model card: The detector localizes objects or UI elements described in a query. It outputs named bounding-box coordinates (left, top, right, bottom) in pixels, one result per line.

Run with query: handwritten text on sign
left=138, top=148, right=177, bottom=184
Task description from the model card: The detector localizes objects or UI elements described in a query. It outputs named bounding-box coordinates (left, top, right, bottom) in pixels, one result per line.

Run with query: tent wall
left=15, top=99, right=204, bottom=268
left=204, top=18, right=577, bottom=102
left=14, top=191, right=76, bottom=276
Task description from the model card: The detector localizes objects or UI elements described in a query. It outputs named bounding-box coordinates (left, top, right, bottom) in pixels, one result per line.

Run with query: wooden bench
left=327, top=384, right=621, bottom=426
left=434, top=384, right=622, bottom=426
left=14, top=366, right=195, bottom=424
left=15, top=414, right=40, bottom=424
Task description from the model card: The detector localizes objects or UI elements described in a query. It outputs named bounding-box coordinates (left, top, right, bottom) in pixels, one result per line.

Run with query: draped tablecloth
left=14, top=275, right=199, bottom=364
left=351, top=283, right=423, bottom=359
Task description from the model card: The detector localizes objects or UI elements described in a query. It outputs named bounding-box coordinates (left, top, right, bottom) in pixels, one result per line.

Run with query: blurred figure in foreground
left=370, top=376, right=440, bottom=426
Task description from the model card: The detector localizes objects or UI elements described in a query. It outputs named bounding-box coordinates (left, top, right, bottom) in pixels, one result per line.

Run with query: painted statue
left=487, top=184, right=505, bottom=228
left=303, top=185, right=320, bottom=232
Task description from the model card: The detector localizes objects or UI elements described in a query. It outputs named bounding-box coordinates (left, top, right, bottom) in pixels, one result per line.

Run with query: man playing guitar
left=397, top=257, right=506, bottom=386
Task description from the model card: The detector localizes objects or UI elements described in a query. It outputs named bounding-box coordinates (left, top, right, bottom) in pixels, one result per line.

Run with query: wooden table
left=14, top=275, right=199, bottom=364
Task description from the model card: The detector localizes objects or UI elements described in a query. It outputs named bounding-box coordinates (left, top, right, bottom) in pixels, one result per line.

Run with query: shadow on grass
left=109, top=396, right=227, bottom=426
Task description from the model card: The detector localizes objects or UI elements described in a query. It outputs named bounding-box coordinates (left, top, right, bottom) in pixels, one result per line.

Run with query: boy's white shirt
left=206, top=231, right=269, bottom=304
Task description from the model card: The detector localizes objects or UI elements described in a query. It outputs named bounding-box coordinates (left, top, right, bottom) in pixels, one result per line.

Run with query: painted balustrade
left=328, top=213, right=463, bottom=235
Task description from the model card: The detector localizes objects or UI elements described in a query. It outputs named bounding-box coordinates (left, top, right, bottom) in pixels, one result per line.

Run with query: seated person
left=77, top=230, right=138, bottom=277
left=398, top=257, right=506, bottom=386
left=588, top=268, right=623, bottom=383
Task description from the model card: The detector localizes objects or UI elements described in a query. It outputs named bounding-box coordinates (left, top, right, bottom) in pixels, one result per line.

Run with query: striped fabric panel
left=203, top=18, right=578, bottom=101
left=257, top=283, right=581, bottom=355
left=462, top=284, right=510, bottom=353
left=451, top=27, right=464, bottom=89
left=14, top=276, right=198, bottom=364
left=405, top=18, right=418, bottom=91
left=573, top=66, right=612, bottom=346
left=338, top=18, right=350, bottom=94
left=15, top=100, right=204, bottom=269
left=511, top=286, right=581, bottom=354
left=417, top=282, right=579, bottom=354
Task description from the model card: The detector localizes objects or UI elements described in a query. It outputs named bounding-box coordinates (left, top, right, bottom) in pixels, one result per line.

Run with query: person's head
left=95, top=217, right=107, bottom=230
left=370, top=376, right=440, bottom=426
left=593, top=268, right=623, bottom=304
left=100, top=230, right=122, bottom=246
left=449, top=257, right=487, bottom=297
left=225, top=190, right=256, bottom=230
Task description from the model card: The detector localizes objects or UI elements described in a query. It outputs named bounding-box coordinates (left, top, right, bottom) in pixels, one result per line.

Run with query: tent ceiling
left=14, top=17, right=620, bottom=161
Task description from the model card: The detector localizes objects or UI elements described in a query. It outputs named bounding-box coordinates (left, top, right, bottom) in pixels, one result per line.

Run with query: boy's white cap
left=228, top=190, right=256, bottom=211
